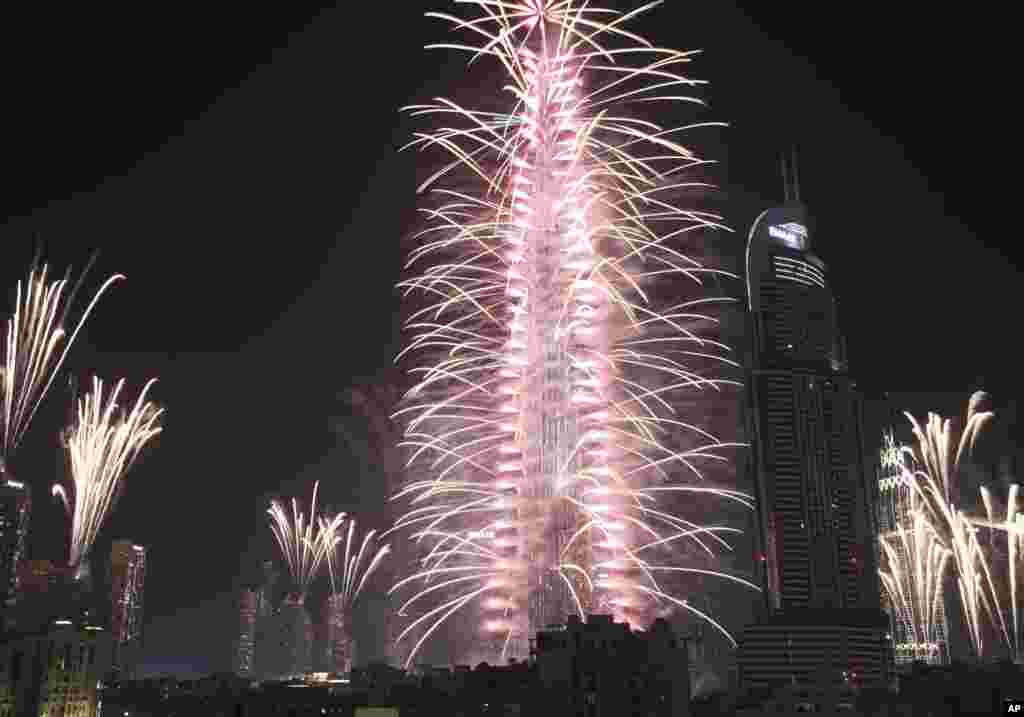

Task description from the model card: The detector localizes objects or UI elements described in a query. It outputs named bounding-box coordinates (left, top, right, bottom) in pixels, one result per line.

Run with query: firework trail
left=267, top=481, right=344, bottom=596
left=391, top=0, right=755, bottom=666
left=884, top=395, right=1016, bottom=660
left=878, top=450, right=951, bottom=662
left=326, top=518, right=391, bottom=609
left=52, top=377, right=163, bottom=570
left=1, top=261, right=123, bottom=462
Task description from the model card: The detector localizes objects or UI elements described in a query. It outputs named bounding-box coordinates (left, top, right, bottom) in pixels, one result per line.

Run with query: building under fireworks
left=875, top=428, right=951, bottom=666
left=110, top=540, right=146, bottom=678
left=0, top=475, right=30, bottom=628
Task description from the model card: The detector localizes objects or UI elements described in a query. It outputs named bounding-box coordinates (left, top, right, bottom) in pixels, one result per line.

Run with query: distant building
left=323, top=594, right=354, bottom=675
left=0, top=473, right=31, bottom=626
left=252, top=559, right=281, bottom=679
left=109, top=540, right=146, bottom=678
left=276, top=592, right=313, bottom=679
left=0, top=617, right=113, bottom=717
left=234, top=588, right=258, bottom=676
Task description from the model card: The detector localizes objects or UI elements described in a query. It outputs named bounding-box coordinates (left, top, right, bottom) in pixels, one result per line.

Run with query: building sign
left=768, top=222, right=808, bottom=250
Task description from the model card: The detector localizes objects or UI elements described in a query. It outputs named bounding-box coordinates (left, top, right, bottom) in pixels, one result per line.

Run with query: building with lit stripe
left=0, top=474, right=31, bottom=628
left=738, top=186, right=889, bottom=689
left=109, top=540, right=146, bottom=677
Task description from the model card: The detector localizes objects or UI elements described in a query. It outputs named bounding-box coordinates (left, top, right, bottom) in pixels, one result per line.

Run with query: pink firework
left=391, top=0, right=755, bottom=667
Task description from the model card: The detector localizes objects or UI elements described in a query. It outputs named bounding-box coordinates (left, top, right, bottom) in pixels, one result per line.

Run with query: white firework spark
left=2, top=261, right=122, bottom=461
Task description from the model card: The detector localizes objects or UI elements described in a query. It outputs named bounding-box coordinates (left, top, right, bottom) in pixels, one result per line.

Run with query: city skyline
left=0, top=0, right=1017, bottom=676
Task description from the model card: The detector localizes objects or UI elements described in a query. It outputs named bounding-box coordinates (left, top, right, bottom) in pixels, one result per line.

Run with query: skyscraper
left=744, top=198, right=877, bottom=612
left=109, top=540, right=146, bottom=677
left=0, top=473, right=31, bottom=625
left=738, top=166, right=890, bottom=689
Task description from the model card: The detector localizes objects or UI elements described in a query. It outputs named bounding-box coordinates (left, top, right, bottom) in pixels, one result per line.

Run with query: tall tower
left=109, top=540, right=147, bottom=677
left=0, top=472, right=31, bottom=626
left=744, top=190, right=876, bottom=611
left=234, top=588, right=258, bottom=676
left=738, top=157, right=890, bottom=690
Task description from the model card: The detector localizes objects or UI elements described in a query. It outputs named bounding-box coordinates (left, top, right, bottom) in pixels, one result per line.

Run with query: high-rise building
left=234, top=588, right=258, bottom=677
left=738, top=166, right=890, bottom=689
left=0, top=472, right=31, bottom=626
left=744, top=198, right=877, bottom=612
left=253, top=560, right=281, bottom=679
left=109, top=540, right=146, bottom=677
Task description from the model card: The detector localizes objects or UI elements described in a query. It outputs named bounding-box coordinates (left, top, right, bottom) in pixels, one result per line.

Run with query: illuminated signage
left=768, top=222, right=808, bottom=250
left=4, top=480, right=24, bottom=489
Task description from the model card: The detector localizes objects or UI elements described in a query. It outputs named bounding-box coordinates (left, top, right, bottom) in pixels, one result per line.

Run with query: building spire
left=781, top=153, right=791, bottom=202
left=781, top=148, right=801, bottom=203
left=791, top=146, right=801, bottom=203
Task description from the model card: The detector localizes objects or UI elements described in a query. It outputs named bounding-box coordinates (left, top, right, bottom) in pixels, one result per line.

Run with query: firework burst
left=52, top=377, right=163, bottom=569
left=391, top=0, right=755, bottom=666
left=268, top=481, right=344, bottom=596
left=2, top=261, right=123, bottom=462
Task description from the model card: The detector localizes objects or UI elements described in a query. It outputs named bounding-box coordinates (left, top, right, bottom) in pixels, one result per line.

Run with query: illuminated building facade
left=109, top=540, right=146, bottom=677
left=0, top=475, right=31, bottom=624
left=234, top=588, right=258, bottom=676
left=739, top=169, right=888, bottom=688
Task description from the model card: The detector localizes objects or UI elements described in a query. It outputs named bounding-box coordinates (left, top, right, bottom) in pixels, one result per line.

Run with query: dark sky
left=0, top=1, right=1015, bottom=674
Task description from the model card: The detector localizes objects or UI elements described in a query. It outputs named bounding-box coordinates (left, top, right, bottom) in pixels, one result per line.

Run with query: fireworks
left=267, top=481, right=344, bottom=596
left=52, top=377, right=163, bottom=570
left=327, top=518, right=391, bottom=610
left=2, top=261, right=123, bottom=461
left=879, top=395, right=1024, bottom=660
left=391, top=0, right=753, bottom=666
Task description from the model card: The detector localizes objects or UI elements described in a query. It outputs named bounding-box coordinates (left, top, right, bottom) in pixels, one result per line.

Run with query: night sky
left=0, top=2, right=1016, bottom=675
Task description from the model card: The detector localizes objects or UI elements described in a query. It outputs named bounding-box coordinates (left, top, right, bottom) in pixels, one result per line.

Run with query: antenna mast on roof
left=791, top=146, right=801, bottom=203
left=780, top=153, right=791, bottom=202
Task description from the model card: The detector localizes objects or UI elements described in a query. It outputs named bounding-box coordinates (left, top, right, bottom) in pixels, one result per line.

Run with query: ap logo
left=1006, top=700, right=1023, bottom=713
